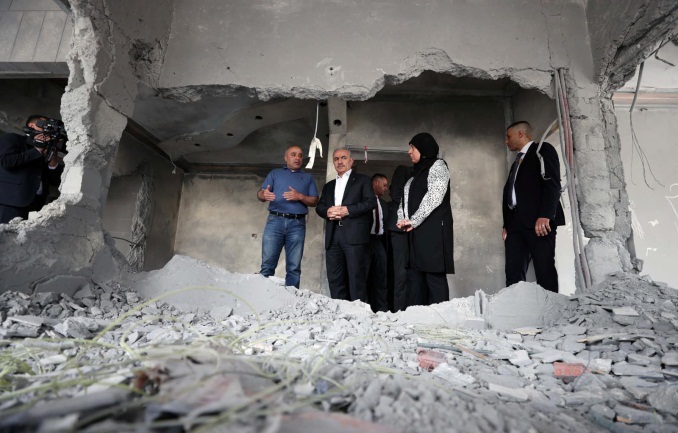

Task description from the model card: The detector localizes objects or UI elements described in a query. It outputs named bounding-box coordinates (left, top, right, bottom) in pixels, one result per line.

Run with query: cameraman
left=0, top=115, right=63, bottom=224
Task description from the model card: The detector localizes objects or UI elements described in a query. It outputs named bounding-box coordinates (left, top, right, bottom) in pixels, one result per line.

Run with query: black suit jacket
left=0, top=133, right=61, bottom=208
left=502, top=141, right=565, bottom=230
left=316, top=171, right=376, bottom=248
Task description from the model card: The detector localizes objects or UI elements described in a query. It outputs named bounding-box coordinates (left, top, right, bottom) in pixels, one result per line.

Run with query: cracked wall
left=0, top=0, right=174, bottom=293
left=2, top=0, right=675, bottom=294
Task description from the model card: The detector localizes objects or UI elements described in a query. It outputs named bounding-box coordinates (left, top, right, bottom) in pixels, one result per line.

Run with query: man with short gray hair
left=316, top=148, right=376, bottom=302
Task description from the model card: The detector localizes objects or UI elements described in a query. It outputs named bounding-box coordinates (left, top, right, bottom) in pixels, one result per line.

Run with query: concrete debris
left=0, top=263, right=677, bottom=432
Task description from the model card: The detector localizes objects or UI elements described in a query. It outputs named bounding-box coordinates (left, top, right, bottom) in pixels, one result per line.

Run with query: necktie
left=506, top=152, right=523, bottom=209
left=374, top=197, right=380, bottom=235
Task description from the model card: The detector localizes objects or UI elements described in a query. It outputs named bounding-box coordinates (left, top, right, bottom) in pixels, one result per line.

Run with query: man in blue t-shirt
left=257, top=145, right=319, bottom=288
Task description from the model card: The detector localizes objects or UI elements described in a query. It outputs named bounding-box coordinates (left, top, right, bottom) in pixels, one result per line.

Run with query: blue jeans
left=260, top=214, right=306, bottom=288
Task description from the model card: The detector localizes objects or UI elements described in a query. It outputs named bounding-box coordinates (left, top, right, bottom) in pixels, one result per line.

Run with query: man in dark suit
left=502, top=121, right=565, bottom=293
left=316, top=148, right=376, bottom=302
left=0, top=115, right=63, bottom=224
left=367, top=173, right=389, bottom=312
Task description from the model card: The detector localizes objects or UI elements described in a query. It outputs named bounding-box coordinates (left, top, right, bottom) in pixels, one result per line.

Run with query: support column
left=326, top=97, right=347, bottom=182
left=564, top=72, right=633, bottom=287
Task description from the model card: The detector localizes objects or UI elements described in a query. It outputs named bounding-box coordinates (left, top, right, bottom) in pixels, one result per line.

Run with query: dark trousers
left=367, top=235, right=388, bottom=312
left=408, top=270, right=449, bottom=306
left=505, top=218, right=559, bottom=293
left=389, top=231, right=409, bottom=311
left=0, top=204, right=29, bottom=224
left=326, top=227, right=369, bottom=303
left=0, top=194, right=45, bottom=224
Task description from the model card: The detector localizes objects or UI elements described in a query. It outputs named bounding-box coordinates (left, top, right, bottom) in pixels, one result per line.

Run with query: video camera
left=22, top=118, right=69, bottom=162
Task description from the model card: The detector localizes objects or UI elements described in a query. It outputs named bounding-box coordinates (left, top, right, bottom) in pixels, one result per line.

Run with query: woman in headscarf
left=396, top=132, right=454, bottom=305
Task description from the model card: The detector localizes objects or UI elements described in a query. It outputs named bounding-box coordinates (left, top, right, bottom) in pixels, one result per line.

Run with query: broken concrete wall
left=156, top=0, right=643, bottom=288
left=174, top=173, right=327, bottom=292
left=103, top=131, right=183, bottom=271
left=587, top=0, right=678, bottom=89
left=0, top=0, right=174, bottom=294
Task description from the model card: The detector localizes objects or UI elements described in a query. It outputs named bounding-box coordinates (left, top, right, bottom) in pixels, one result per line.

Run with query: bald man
left=258, top=145, right=318, bottom=288
left=502, top=121, right=565, bottom=292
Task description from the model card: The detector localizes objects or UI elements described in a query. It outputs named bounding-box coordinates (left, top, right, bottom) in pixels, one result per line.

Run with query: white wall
left=616, top=109, right=678, bottom=288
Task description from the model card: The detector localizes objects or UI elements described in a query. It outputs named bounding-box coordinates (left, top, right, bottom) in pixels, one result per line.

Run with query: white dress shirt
left=511, top=141, right=532, bottom=208
left=334, top=169, right=352, bottom=206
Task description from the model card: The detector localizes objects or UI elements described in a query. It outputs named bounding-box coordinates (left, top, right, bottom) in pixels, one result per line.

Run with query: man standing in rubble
left=502, top=121, right=565, bottom=293
left=0, top=115, right=63, bottom=224
left=367, top=173, right=389, bottom=312
left=316, top=148, right=376, bottom=302
left=258, top=145, right=319, bottom=288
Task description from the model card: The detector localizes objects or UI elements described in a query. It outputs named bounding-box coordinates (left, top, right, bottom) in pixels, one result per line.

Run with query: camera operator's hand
left=47, top=153, right=59, bottom=169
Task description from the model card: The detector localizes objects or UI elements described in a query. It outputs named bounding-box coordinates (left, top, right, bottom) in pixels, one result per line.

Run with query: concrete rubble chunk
left=620, top=376, right=659, bottom=400
left=487, top=383, right=529, bottom=401
left=615, top=404, right=662, bottom=424
left=612, top=362, right=664, bottom=380
left=647, top=384, right=678, bottom=414
left=34, top=276, right=91, bottom=298
left=1, top=261, right=677, bottom=432
left=613, top=307, right=640, bottom=317
left=483, top=282, right=572, bottom=330
left=7, top=315, right=43, bottom=327
left=662, top=352, right=678, bottom=367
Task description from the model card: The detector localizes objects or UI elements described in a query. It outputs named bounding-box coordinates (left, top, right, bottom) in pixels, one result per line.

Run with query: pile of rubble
left=0, top=257, right=677, bottom=432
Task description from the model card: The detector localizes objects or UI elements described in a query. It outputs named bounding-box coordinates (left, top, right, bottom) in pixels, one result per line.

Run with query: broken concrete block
left=620, top=376, right=659, bottom=400
left=463, top=317, right=486, bottom=330
left=611, top=363, right=664, bottom=380
left=613, top=307, right=640, bottom=316
left=563, top=391, right=605, bottom=406
left=661, top=352, right=678, bottom=367
left=508, top=350, right=532, bottom=366
left=34, top=276, right=91, bottom=298
left=484, top=282, right=572, bottom=331
left=647, top=384, right=678, bottom=414
left=615, top=404, right=662, bottom=424
left=590, top=358, right=613, bottom=374
left=73, top=285, right=94, bottom=300
left=589, top=403, right=615, bottom=420
left=39, top=354, right=68, bottom=366
left=52, top=318, right=94, bottom=339
left=7, top=315, right=43, bottom=328
left=34, top=292, right=59, bottom=306
left=487, top=383, right=529, bottom=401
left=431, top=363, right=476, bottom=387
left=560, top=335, right=586, bottom=352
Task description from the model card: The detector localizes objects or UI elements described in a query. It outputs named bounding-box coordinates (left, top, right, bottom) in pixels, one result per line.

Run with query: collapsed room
left=1, top=0, right=678, bottom=432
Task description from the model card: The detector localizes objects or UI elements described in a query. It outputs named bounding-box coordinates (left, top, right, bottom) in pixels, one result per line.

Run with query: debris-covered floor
left=1, top=256, right=677, bottom=433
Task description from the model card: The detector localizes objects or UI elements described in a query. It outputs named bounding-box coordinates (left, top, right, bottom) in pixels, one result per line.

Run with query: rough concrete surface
left=1, top=258, right=678, bottom=432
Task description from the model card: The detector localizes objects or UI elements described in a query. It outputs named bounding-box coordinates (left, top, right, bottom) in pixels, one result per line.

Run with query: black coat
left=502, top=142, right=565, bottom=230
left=407, top=160, right=455, bottom=274
left=316, top=171, right=376, bottom=247
left=370, top=197, right=390, bottom=235
left=386, top=165, right=411, bottom=232
left=0, top=133, right=61, bottom=208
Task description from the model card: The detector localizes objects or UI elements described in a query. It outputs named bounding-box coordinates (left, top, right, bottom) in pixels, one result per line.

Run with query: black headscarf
left=410, top=132, right=439, bottom=177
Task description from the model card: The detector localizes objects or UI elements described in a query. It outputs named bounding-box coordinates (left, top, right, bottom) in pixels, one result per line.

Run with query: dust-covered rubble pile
left=0, top=265, right=677, bottom=432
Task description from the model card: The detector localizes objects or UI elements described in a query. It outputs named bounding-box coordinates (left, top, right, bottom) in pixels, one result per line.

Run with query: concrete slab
left=483, top=282, right=572, bottom=330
